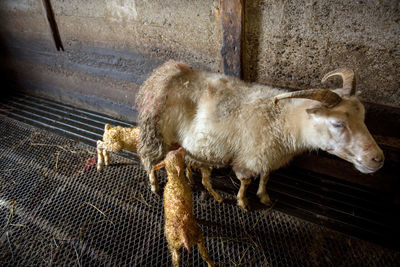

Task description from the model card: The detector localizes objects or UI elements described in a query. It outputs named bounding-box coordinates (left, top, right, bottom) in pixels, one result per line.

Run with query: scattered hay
left=0, top=200, right=15, bottom=238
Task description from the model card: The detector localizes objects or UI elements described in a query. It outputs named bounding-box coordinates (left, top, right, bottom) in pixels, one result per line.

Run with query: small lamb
left=156, top=148, right=214, bottom=267
left=96, top=124, right=140, bottom=171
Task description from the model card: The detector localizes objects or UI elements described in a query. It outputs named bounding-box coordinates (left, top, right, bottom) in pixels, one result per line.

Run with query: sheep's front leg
left=197, top=241, right=215, bottom=267
left=96, top=140, right=105, bottom=171
left=237, top=178, right=252, bottom=211
left=201, top=167, right=223, bottom=202
left=257, top=172, right=272, bottom=206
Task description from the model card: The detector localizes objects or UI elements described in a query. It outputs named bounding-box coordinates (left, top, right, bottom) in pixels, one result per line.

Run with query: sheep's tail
left=136, top=60, right=192, bottom=167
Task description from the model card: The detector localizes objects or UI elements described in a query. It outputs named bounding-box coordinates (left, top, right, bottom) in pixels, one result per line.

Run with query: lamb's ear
left=175, top=165, right=182, bottom=177
left=153, top=161, right=165, bottom=171
left=104, top=124, right=112, bottom=130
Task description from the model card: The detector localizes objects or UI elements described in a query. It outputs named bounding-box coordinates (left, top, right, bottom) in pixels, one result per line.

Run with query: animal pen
left=0, top=1, right=399, bottom=266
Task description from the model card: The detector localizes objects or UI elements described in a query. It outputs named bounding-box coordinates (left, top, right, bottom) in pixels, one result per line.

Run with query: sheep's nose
left=372, top=153, right=384, bottom=164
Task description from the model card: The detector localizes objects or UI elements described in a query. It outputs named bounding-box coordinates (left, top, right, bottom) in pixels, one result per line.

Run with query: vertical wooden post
left=41, top=0, right=64, bottom=51
left=220, top=0, right=243, bottom=79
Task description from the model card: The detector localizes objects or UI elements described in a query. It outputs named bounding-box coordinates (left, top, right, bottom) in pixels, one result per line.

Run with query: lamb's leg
left=237, top=178, right=252, bottom=211
left=197, top=241, right=215, bottom=267
left=257, top=172, right=272, bottom=206
left=96, top=140, right=105, bottom=171
left=104, top=143, right=122, bottom=166
left=103, top=149, right=110, bottom=166
left=185, top=165, right=195, bottom=185
left=170, top=246, right=180, bottom=267
left=201, top=167, right=223, bottom=202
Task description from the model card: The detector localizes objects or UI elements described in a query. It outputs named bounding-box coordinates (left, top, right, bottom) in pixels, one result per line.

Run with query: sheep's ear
left=105, top=124, right=112, bottom=130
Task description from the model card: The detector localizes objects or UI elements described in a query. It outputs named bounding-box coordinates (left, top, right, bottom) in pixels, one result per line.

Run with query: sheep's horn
left=321, top=68, right=356, bottom=96
left=274, top=89, right=342, bottom=108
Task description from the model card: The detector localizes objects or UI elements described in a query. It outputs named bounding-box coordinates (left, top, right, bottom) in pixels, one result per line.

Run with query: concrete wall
left=0, top=0, right=399, bottom=121
left=244, top=0, right=400, bottom=107
left=0, top=0, right=222, bottom=121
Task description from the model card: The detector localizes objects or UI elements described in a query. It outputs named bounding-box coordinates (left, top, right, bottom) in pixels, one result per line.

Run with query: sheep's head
left=275, top=69, right=384, bottom=174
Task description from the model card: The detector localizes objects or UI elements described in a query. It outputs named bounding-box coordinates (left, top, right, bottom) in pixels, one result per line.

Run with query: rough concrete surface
left=244, top=0, right=400, bottom=107
left=0, top=0, right=399, bottom=114
left=0, top=0, right=222, bottom=120
left=52, top=0, right=223, bottom=72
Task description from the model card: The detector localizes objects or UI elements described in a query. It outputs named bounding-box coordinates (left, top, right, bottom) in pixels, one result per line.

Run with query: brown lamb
left=157, top=148, right=214, bottom=267
left=96, top=124, right=140, bottom=171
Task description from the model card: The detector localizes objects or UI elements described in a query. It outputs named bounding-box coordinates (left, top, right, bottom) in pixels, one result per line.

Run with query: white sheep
left=136, top=61, right=384, bottom=210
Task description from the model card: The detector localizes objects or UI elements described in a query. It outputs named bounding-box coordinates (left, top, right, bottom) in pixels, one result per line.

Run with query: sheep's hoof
left=237, top=198, right=249, bottom=211
left=258, top=193, right=272, bottom=206
left=211, top=192, right=224, bottom=203
left=151, top=184, right=160, bottom=194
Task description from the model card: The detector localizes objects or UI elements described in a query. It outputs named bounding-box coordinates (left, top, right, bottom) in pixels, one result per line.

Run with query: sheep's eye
left=331, top=121, right=344, bottom=128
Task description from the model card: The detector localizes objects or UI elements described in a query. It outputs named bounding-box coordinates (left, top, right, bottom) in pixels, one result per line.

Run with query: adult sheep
left=136, top=60, right=384, bottom=210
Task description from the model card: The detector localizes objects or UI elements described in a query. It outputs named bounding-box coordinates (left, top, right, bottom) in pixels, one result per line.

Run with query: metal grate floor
left=0, top=111, right=399, bottom=265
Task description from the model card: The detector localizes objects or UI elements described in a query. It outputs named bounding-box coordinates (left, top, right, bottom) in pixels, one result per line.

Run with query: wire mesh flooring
left=0, top=113, right=399, bottom=266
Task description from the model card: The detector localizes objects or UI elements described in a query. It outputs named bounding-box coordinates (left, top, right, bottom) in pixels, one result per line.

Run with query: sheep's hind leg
left=201, top=167, right=223, bottom=202
left=96, top=140, right=105, bottom=171
left=141, top=156, right=160, bottom=193
left=237, top=178, right=252, bottom=211
left=149, top=168, right=160, bottom=193
left=197, top=241, right=215, bottom=267
left=257, top=172, right=272, bottom=206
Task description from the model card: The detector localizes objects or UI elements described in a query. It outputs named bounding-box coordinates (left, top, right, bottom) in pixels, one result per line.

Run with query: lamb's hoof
left=96, top=164, right=104, bottom=172
left=237, top=198, right=249, bottom=211
left=258, top=193, right=272, bottom=206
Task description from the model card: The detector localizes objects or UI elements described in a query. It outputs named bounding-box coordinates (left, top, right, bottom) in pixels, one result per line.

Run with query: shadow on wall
left=243, top=0, right=262, bottom=83
left=0, top=33, right=21, bottom=99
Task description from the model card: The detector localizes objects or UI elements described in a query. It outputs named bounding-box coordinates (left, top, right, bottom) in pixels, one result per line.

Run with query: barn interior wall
left=0, top=0, right=399, bottom=121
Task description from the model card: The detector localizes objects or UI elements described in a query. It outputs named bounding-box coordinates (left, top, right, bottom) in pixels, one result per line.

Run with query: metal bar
left=17, top=93, right=133, bottom=127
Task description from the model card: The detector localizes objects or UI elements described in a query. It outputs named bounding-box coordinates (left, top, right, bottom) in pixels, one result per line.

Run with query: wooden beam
left=41, top=0, right=64, bottom=51
left=220, top=0, right=243, bottom=79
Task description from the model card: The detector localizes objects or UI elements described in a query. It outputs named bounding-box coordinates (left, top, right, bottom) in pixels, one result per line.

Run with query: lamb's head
left=154, top=147, right=186, bottom=177
left=275, top=69, right=384, bottom=174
